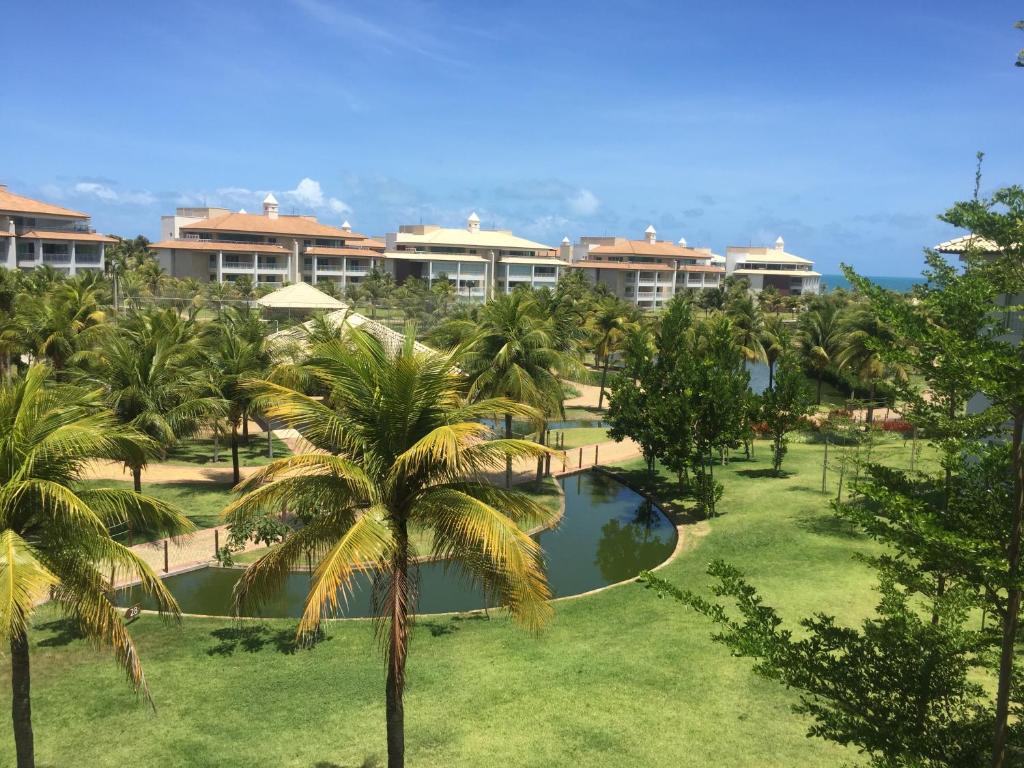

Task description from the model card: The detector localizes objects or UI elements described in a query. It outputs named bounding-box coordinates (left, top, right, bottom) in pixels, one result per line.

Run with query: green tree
left=71, top=310, right=219, bottom=491
left=726, top=294, right=766, bottom=364
left=227, top=331, right=555, bottom=768
left=759, top=354, right=814, bottom=475
left=760, top=314, right=792, bottom=390
left=589, top=296, right=637, bottom=409
left=607, top=326, right=662, bottom=478
left=798, top=298, right=841, bottom=404
left=0, top=364, right=192, bottom=768
left=836, top=304, right=907, bottom=423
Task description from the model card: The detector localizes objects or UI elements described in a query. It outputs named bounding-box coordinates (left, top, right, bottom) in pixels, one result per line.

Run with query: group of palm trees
left=0, top=263, right=906, bottom=768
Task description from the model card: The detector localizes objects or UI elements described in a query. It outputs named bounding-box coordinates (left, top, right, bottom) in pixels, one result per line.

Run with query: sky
left=2, top=1, right=1022, bottom=276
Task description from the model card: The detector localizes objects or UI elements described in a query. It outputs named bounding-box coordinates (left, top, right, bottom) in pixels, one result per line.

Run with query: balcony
left=222, top=260, right=255, bottom=271
left=42, top=254, right=71, bottom=265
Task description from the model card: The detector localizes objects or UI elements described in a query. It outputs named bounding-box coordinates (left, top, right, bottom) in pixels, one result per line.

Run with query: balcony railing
left=222, top=261, right=255, bottom=270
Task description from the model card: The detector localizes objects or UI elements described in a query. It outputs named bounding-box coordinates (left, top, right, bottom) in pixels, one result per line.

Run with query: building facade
left=152, top=195, right=384, bottom=288
left=566, top=226, right=725, bottom=309
left=0, top=185, right=113, bottom=275
left=725, top=236, right=820, bottom=295
left=384, top=213, right=567, bottom=301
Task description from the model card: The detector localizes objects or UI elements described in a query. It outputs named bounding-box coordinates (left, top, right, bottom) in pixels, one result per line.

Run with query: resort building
left=384, top=213, right=566, bottom=301
left=564, top=226, right=725, bottom=309
left=152, top=195, right=384, bottom=288
left=725, top=236, right=821, bottom=295
left=0, top=185, right=113, bottom=275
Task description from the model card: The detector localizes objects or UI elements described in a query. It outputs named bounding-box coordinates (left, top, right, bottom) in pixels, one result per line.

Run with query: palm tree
left=798, top=301, right=840, bottom=404
left=589, top=297, right=636, bottom=409
left=760, top=315, right=792, bottom=390
left=0, top=364, right=192, bottom=768
left=227, top=331, right=554, bottom=768
left=726, top=294, right=766, bottom=364
left=18, top=278, right=108, bottom=371
left=203, top=312, right=270, bottom=483
left=448, top=293, right=571, bottom=486
left=835, top=305, right=908, bottom=423
left=71, top=310, right=219, bottom=491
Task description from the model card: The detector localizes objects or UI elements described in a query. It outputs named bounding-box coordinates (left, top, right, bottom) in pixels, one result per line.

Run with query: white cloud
left=568, top=188, right=600, bottom=216
left=73, top=182, right=155, bottom=206
left=285, top=177, right=326, bottom=207
left=328, top=197, right=352, bottom=215
left=75, top=182, right=119, bottom=201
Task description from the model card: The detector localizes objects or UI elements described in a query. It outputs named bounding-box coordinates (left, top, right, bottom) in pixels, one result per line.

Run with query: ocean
left=820, top=273, right=918, bottom=293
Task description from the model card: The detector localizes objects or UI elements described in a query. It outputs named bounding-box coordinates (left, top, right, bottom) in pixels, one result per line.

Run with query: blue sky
left=3, top=1, right=1022, bottom=276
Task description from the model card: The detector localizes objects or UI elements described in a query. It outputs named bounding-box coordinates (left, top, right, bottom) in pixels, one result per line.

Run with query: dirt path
left=564, top=381, right=607, bottom=410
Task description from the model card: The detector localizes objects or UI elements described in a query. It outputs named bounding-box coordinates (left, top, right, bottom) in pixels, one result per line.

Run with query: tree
left=760, top=315, right=791, bottom=390
left=203, top=309, right=270, bottom=484
left=227, top=331, right=555, bottom=768
left=589, top=297, right=636, bottom=409
left=71, top=310, right=219, bottom=491
left=726, top=294, right=766, bottom=364
left=607, top=326, right=662, bottom=478
left=445, top=292, right=572, bottom=487
left=836, top=304, right=907, bottom=423
left=759, top=354, right=814, bottom=475
left=18, top=277, right=108, bottom=371
left=0, top=364, right=192, bottom=768
left=798, top=298, right=841, bottom=404
left=942, top=182, right=1024, bottom=767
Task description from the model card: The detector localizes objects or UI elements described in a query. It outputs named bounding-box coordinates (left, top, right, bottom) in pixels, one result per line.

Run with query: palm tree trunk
left=504, top=413, right=513, bottom=488
left=768, top=359, right=775, bottom=391
left=11, top=630, right=34, bottom=768
left=816, top=373, right=823, bottom=405
left=990, top=408, right=1024, bottom=768
left=386, top=525, right=411, bottom=768
left=535, top=426, right=546, bottom=481
left=242, top=409, right=249, bottom=444
left=598, top=354, right=611, bottom=410
left=866, top=382, right=876, bottom=424
left=132, top=464, right=142, bottom=493
left=231, top=421, right=241, bottom=486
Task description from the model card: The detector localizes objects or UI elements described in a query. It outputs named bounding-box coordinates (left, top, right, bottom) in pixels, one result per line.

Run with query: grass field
left=549, top=427, right=611, bottom=450
left=77, top=479, right=235, bottom=530
left=164, top=435, right=291, bottom=467
left=5, top=437, right=936, bottom=767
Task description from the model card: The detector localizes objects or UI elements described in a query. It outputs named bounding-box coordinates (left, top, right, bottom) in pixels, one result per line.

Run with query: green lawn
left=164, top=435, right=291, bottom=467
left=7, top=438, right=935, bottom=767
left=77, top=479, right=235, bottom=530
left=548, top=427, right=610, bottom=450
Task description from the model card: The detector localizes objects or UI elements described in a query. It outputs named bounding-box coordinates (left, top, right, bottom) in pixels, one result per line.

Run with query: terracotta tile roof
left=149, top=239, right=289, bottom=254
left=181, top=212, right=366, bottom=240
left=934, top=234, right=1001, bottom=254
left=679, top=264, right=725, bottom=273
left=359, top=238, right=386, bottom=250
left=588, top=239, right=713, bottom=259
left=305, top=246, right=387, bottom=257
left=0, top=188, right=88, bottom=218
left=0, top=232, right=12, bottom=237
left=572, top=260, right=675, bottom=272
left=19, top=230, right=116, bottom=243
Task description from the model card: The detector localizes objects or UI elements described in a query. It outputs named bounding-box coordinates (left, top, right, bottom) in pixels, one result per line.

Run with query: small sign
left=124, top=604, right=141, bottom=621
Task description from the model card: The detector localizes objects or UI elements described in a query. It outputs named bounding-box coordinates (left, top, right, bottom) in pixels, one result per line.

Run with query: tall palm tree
left=726, top=294, right=766, bottom=364
left=836, top=305, right=908, bottom=423
left=798, top=301, right=840, bottom=404
left=452, top=293, right=571, bottom=486
left=203, top=314, right=270, bottom=483
left=760, top=315, right=792, bottom=390
left=589, top=297, right=636, bottom=409
left=0, top=364, right=192, bottom=768
left=227, top=331, right=554, bottom=768
left=71, top=310, right=220, bottom=491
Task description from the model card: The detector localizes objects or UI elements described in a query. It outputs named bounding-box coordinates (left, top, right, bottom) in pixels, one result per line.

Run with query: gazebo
left=256, top=282, right=346, bottom=320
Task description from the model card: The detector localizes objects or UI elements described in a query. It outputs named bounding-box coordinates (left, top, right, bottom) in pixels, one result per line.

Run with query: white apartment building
left=565, top=226, right=725, bottom=309
left=725, top=236, right=821, bottom=295
left=152, top=194, right=384, bottom=288
left=0, top=185, right=113, bottom=275
left=384, top=213, right=567, bottom=301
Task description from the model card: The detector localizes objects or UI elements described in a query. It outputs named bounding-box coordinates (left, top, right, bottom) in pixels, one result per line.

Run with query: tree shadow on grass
left=36, top=618, right=84, bottom=647
left=736, top=468, right=791, bottom=479
left=312, top=757, right=381, bottom=768
left=599, top=467, right=704, bottom=524
left=207, top=624, right=331, bottom=656
left=794, top=511, right=864, bottom=540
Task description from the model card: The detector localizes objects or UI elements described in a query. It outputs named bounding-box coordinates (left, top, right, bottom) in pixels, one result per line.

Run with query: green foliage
left=759, top=355, right=814, bottom=475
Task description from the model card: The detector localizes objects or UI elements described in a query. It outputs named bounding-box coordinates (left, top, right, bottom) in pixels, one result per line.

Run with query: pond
left=479, top=417, right=608, bottom=435
left=117, top=471, right=677, bottom=619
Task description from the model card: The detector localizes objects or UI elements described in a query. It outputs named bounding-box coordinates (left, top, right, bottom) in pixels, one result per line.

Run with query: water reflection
left=118, top=471, right=677, bottom=618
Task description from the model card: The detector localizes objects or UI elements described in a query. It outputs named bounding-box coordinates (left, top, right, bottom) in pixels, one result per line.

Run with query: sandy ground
left=564, top=382, right=607, bottom=409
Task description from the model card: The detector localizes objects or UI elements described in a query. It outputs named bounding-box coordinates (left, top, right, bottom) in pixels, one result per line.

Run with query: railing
left=221, top=261, right=255, bottom=270
left=42, top=255, right=71, bottom=264
left=75, top=256, right=102, bottom=264
left=15, top=224, right=94, bottom=235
